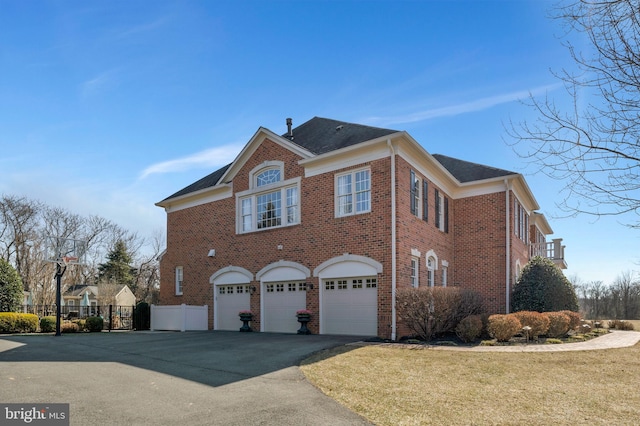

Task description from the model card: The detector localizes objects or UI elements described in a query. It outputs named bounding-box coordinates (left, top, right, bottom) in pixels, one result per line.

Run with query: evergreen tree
left=0, top=258, right=24, bottom=312
left=97, top=240, right=137, bottom=292
left=512, top=256, right=579, bottom=313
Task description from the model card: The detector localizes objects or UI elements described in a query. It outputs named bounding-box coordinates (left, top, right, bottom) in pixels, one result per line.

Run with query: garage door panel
left=322, top=277, right=377, bottom=336
left=263, top=282, right=307, bottom=333
left=216, top=285, right=250, bottom=331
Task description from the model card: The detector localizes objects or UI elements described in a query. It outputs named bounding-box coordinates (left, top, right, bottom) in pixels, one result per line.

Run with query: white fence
left=150, top=304, right=208, bottom=332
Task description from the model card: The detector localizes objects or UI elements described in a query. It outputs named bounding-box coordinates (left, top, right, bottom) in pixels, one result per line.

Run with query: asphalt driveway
left=0, top=331, right=372, bottom=425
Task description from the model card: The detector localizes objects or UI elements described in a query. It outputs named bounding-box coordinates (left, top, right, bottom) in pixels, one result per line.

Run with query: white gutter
left=505, top=179, right=511, bottom=314
left=388, top=139, right=397, bottom=340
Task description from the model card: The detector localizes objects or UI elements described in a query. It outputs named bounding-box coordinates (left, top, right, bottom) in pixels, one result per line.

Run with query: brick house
left=156, top=117, right=567, bottom=339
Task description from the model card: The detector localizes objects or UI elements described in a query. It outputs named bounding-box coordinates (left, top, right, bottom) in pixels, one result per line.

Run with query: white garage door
left=322, top=277, right=378, bottom=336
left=263, top=282, right=307, bottom=333
left=216, top=284, right=250, bottom=331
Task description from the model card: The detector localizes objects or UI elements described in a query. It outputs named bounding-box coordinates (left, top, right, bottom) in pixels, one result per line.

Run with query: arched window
left=427, top=256, right=436, bottom=287
left=255, top=168, right=281, bottom=187
left=238, top=161, right=300, bottom=233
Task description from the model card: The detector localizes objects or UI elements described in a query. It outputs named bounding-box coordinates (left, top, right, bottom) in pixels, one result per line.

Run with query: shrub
left=40, top=316, right=56, bottom=332
left=455, top=315, right=483, bottom=343
left=397, top=287, right=484, bottom=341
left=511, top=256, right=579, bottom=312
left=559, top=310, right=582, bottom=330
left=512, top=311, right=550, bottom=339
left=0, top=313, right=39, bottom=333
left=608, top=320, right=635, bottom=330
left=85, top=316, right=103, bottom=332
left=487, top=314, right=522, bottom=342
left=0, top=312, right=18, bottom=333
left=544, top=312, right=571, bottom=338
left=73, top=319, right=86, bottom=331
left=14, top=313, right=38, bottom=333
left=545, top=338, right=563, bottom=344
left=0, top=259, right=23, bottom=312
left=61, top=322, right=80, bottom=333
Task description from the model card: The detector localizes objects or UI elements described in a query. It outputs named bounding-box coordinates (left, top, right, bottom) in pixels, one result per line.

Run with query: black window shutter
left=444, top=196, right=449, bottom=233
left=423, top=180, right=428, bottom=222
left=435, top=189, right=440, bottom=229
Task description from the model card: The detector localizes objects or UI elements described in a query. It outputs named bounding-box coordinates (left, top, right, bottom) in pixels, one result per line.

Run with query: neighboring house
left=156, top=117, right=567, bottom=339
left=63, top=284, right=136, bottom=311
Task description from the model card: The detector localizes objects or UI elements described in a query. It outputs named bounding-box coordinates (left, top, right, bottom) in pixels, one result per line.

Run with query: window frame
left=236, top=175, right=301, bottom=234
left=410, top=170, right=420, bottom=217
left=427, top=256, right=436, bottom=287
left=175, top=266, right=183, bottom=295
left=335, top=168, right=371, bottom=218
left=410, top=257, right=419, bottom=288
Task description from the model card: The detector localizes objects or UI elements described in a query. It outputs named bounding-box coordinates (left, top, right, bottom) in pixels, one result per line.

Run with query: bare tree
left=611, top=271, right=640, bottom=319
left=508, top=0, right=640, bottom=227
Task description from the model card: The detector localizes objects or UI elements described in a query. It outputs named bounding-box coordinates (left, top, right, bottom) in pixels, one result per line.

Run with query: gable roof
left=432, top=154, right=517, bottom=183
left=160, top=163, right=232, bottom=202
left=158, top=117, right=518, bottom=204
left=159, top=117, right=398, bottom=203
left=63, top=284, right=98, bottom=297
left=283, top=117, right=399, bottom=155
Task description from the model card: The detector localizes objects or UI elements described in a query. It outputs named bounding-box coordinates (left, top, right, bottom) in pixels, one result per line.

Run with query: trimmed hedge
left=40, top=316, right=56, bottom=332
left=544, top=312, right=571, bottom=338
left=455, top=315, right=483, bottom=343
left=608, top=320, right=635, bottom=330
left=559, top=310, right=582, bottom=331
left=0, top=313, right=39, bottom=333
left=487, top=314, right=521, bottom=342
left=85, top=316, right=104, bottom=332
left=512, top=311, right=550, bottom=339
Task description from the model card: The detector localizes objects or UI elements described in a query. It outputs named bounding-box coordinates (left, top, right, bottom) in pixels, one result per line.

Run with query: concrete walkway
left=364, top=330, right=640, bottom=352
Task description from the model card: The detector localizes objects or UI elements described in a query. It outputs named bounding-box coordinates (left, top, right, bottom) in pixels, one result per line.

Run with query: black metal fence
left=21, top=305, right=135, bottom=331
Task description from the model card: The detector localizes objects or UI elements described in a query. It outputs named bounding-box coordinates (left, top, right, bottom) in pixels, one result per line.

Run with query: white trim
left=210, top=266, right=253, bottom=284
left=425, top=250, right=439, bottom=270
left=388, top=139, right=398, bottom=341
left=334, top=167, right=371, bottom=218
left=313, top=254, right=383, bottom=277
left=159, top=184, right=233, bottom=212
left=175, top=266, right=183, bottom=296
left=249, top=160, right=285, bottom=189
left=410, top=248, right=421, bottom=257
left=256, top=260, right=311, bottom=281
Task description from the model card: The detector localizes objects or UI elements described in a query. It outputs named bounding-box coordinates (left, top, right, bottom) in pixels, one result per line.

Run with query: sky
left=1, top=0, right=637, bottom=285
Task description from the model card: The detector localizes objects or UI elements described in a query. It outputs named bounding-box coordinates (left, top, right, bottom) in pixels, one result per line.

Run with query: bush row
left=487, top=310, right=585, bottom=342
left=0, top=314, right=103, bottom=333
left=0, top=313, right=39, bottom=333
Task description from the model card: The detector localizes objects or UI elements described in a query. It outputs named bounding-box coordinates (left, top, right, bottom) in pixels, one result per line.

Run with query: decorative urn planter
left=296, top=310, right=312, bottom=335
left=239, top=311, right=253, bottom=332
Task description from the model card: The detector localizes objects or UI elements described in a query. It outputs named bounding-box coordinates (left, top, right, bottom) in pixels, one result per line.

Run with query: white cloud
left=366, top=83, right=561, bottom=126
left=139, top=144, right=241, bottom=179
left=81, top=69, right=120, bottom=98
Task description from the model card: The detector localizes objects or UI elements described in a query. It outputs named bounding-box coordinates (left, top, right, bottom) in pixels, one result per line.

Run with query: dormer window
left=237, top=161, right=300, bottom=233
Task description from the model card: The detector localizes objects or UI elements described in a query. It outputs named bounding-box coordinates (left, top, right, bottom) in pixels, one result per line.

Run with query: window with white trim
left=410, top=170, right=420, bottom=217
left=441, top=265, right=448, bottom=287
left=514, top=198, right=529, bottom=243
left=237, top=163, right=300, bottom=233
left=175, top=266, right=183, bottom=295
left=410, top=257, right=419, bottom=288
left=336, top=169, right=371, bottom=217
left=427, top=257, right=435, bottom=287
left=435, top=189, right=449, bottom=233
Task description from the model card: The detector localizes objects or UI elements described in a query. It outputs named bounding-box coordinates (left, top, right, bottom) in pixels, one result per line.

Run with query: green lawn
left=301, top=336, right=640, bottom=425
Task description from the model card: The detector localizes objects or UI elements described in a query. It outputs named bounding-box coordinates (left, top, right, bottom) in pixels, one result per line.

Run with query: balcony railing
left=529, top=238, right=567, bottom=269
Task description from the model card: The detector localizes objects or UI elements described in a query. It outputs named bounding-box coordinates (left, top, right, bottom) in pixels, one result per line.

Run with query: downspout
left=505, top=179, right=511, bottom=314
left=387, top=139, right=397, bottom=341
